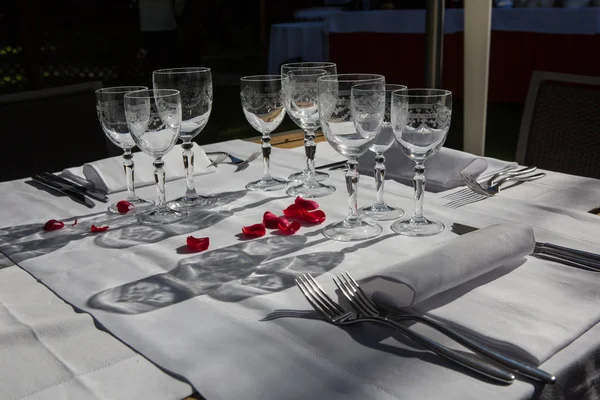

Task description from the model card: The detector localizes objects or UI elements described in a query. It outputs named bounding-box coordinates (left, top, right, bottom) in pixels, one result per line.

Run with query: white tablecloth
left=1, top=140, right=600, bottom=400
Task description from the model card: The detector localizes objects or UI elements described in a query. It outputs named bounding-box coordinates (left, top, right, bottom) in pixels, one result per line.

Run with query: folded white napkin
left=361, top=224, right=535, bottom=308
left=62, top=143, right=215, bottom=194
left=358, top=146, right=489, bottom=192
left=362, top=224, right=600, bottom=364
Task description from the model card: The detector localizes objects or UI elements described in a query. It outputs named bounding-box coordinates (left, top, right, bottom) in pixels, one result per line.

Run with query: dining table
left=1, top=134, right=599, bottom=400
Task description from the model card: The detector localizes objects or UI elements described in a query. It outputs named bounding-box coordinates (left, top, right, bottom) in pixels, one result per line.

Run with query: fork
left=445, top=172, right=546, bottom=208
left=295, top=274, right=516, bottom=384
left=207, top=153, right=228, bottom=168
left=333, top=272, right=556, bottom=384
left=226, top=150, right=261, bottom=172
left=442, top=166, right=537, bottom=203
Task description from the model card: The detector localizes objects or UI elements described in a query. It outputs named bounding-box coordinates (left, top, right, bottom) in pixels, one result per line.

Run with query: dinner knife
left=39, top=172, right=109, bottom=203
left=31, top=174, right=95, bottom=208
left=315, top=160, right=347, bottom=170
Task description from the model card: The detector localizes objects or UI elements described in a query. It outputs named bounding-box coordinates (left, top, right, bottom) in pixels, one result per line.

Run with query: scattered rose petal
left=263, top=211, right=281, bottom=229
left=186, top=236, right=210, bottom=252
left=242, top=223, right=266, bottom=238
left=117, top=200, right=135, bottom=214
left=295, top=196, right=319, bottom=211
left=90, top=225, right=109, bottom=233
left=283, top=204, right=303, bottom=218
left=72, top=219, right=78, bottom=227
left=43, top=219, right=64, bottom=231
left=301, top=209, right=326, bottom=224
left=278, top=218, right=301, bottom=235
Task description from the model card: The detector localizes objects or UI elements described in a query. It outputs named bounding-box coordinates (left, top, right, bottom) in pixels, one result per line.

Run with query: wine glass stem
left=123, top=149, right=137, bottom=202
left=261, top=133, right=272, bottom=181
left=304, top=129, right=317, bottom=185
left=413, top=161, right=426, bottom=222
left=182, top=141, right=197, bottom=198
left=374, top=153, right=386, bottom=206
left=346, top=158, right=360, bottom=223
left=153, top=158, right=167, bottom=210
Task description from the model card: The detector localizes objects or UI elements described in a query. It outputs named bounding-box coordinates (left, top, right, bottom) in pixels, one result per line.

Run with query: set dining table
left=1, top=136, right=599, bottom=400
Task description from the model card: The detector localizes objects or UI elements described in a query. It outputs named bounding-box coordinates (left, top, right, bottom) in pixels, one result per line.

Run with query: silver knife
left=31, top=174, right=95, bottom=208
left=40, top=172, right=109, bottom=203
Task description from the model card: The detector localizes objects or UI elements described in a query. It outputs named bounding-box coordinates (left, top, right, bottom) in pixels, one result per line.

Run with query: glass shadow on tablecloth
left=87, top=232, right=398, bottom=314
left=0, top=190, right=286, bottom=264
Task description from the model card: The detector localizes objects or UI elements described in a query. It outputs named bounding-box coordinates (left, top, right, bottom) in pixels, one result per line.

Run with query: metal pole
left=424, top=0, right=445, bottom=88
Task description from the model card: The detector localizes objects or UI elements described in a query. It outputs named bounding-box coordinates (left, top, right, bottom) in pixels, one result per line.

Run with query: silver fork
left=227, top=150, right=261, bottom=172
left=295, top=274, right=516, bottom=384
left=334, top=272, right=556, bottom=384
left=207, top=153, right=228, bottom=168
left=442, top=166, right=537, bottom=203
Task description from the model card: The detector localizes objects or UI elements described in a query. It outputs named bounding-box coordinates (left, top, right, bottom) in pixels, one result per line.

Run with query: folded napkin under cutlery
left=358, top=146, right=490, bottom=192
left=361, top=224, right=600, bottom=364
left=62, top=143, right=215, bottom=194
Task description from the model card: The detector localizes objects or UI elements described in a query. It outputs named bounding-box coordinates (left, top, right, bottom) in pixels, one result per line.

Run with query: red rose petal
left=301, top=209, right=326, bottom=224
left=242, top=223, right=266, bottom=238
left=116, top=200, right=135, bottom=214
left=263, top=211, right=281, bottom=229
left=283, top=204, right=303, bottom=218
left=278, top=218, right=301, bottom=235
left=90, top=225, right=109, bottom=233
left=43, top=219, right=65, bottom=231
left=186, top=236, right=210, bottom=252
left=72, top=219, right=78, bottom=226
left=295, top=196, right=319, bottom=211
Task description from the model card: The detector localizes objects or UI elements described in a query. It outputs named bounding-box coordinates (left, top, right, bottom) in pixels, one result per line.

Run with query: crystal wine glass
left=359, top=84, right=407, bottom=220
left=284, top=69, right=336, bottom=198
left=240, top=75, right=287, bottom=191
left=317, top=74, right=386, bottom=241
left=95, top=86, right=154, bottom=213
left=281, top=62, right=337, bottom=184
left=152, top=67, right=213, bottom=209
left=390, top=89, right=452, bottom=237
left=124, top=89, right=187, bottom=225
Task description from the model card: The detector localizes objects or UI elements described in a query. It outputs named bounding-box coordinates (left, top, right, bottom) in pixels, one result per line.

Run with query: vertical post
left=463, top=0, right=492, bottom=156
left=424, top=0, right=445, bottom=88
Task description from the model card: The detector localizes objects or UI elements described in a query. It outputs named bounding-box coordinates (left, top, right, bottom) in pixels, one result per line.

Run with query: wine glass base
left=323, top=218, right=383, bottom=242
left=286, top=182, right=336, bottom=198
left=107, top=198, right=155, bottom=214
left=167, top=195, right=216, bottom=210
left=390, top=217, right=445, bottom=237
left=137, top=207, right=188, bottom=226
left=246, top=177, right=288, bottom=192
left=359, top=203, right=404, bottom=221
left=288, top=169, right=329, bottom=183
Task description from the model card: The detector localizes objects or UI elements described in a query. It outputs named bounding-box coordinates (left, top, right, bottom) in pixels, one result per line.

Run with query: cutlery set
left=296, top=272, right=555, bottom=384
left=206, top=151, right=261, bottom=171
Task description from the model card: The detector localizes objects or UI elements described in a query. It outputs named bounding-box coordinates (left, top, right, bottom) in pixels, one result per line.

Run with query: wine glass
left=390, top=89, right=452, bottom=237
left=95, top=86, right=154, bottom=213
left=359, top=84, right=407, bottom=220
left=152, top=67, right=213, bottom=209
left=124, top=89, right=187, bottom=225
left=240, top=75, right=287, bottom=192
left=281, top=62, right=337, bottom=184
left=317, top=74, right=386, bottom=241
left=284, top=69, right=336, bottom=198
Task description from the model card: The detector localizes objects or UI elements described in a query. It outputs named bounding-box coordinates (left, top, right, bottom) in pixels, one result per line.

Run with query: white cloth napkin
left=358, top=145, right=489, bottom=192
left=62, top=143, right=215, bottom=194
left=361, top=224, right=535, bottom=308
left=361, top=224, right=600, bottom=364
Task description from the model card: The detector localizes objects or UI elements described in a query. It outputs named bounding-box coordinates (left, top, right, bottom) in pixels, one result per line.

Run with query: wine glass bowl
left=359, top=84, right=407, bottom=221
left=317, top=74, right=386, bottom=241
left=282, top=62, right=337, bottom=184
left=153, top=67, right=213, bottom=209
left=124, top=88, right=187, bottom=225
left=240, top=75, right=287, bottom=192
left=390, top=88, right=452, bottom=237
left=95, top=86, right=154, bottom=214
left=284, top=69, right=336, bottom=198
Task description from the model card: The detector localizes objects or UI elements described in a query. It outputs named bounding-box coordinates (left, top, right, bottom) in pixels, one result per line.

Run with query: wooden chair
left=516, top=71, right=600, bottom=179
left=0, top=81, right=116, bottom=182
